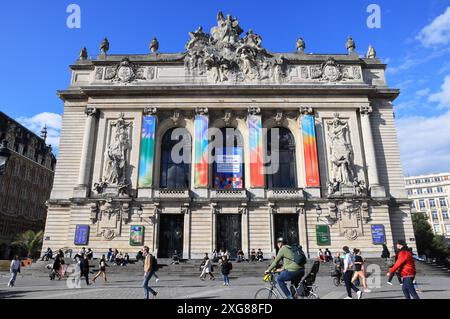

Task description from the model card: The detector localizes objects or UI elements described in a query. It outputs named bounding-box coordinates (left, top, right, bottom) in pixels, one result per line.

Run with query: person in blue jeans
left=8, top=256, right=21, bottom=287
left=142, top=246, right=157, bottom=299
left=220, top=255, right=232, bottom=286
left=264, top=237, right=305, bottom=299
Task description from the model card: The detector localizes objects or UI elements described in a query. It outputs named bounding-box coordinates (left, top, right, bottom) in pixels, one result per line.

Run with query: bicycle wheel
left=307, top=292, right=320, bottom=299
left=254, top=288, right=279, bottom=299
left=333, top=277, right=341, bottom=286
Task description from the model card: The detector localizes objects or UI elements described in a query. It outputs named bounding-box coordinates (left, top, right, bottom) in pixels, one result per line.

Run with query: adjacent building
left=405, top=173, right=450, bottom=237
left=43, top=12, right=416, bottom=259
left=0, top=112, right=56, bottom=259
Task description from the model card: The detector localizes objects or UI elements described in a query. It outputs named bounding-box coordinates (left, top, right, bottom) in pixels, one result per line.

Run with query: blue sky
left=1, top=0, right=450, bottom=176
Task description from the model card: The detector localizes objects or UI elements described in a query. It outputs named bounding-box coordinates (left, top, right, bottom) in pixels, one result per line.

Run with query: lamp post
left=0, top=140, right=11, bottom=175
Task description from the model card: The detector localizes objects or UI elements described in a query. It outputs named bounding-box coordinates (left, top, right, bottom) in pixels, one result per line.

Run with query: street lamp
left=0, top=140, right=11, bottom=175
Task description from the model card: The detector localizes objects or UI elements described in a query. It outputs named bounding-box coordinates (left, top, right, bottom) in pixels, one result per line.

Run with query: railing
left=266, top=188, right=305, bottom=200
left=210, top=188, right=247, bottom=200
left=153, top=188, right=190, bottom=200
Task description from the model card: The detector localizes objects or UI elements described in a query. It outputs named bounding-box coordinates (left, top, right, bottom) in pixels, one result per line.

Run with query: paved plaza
left=1, top=271, right=449, bottom=299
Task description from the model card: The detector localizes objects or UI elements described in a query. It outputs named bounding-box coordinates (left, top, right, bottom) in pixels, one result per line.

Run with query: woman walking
left=92, top=255, right=108, bottom=283
left=7, top=255, right=21, bottom=287
left=220, top=255, right=232, bottom=286
left=351, top=249, right=371, bottom=293
left=200, top=253, right=215, bottom=281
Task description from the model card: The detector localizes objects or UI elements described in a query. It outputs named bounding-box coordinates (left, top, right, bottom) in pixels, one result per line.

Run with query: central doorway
left=216, top=214, right=242, bottom=259
left=158, top=214, right=184, bottom=258
left=274, top=214, right=299, bottom=247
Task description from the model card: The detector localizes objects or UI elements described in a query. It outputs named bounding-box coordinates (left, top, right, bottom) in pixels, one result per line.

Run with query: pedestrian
left=351, top=249, right=371, bottom=293
left=237, top=249, right=244, bottom=262
left=387, top=246, right=402, bottom=285
left=151, top=253, right=160, bottom=283
left=106, top=248, right=113, bottom=261
left=220, top=255, right=232, bottom=286
left=387, top=240, right=420, bottom=299
left=250, top=249, right=256, bottom=262
left=318, top=249, right=325, bottom=262
left=324, top=248, right=332, bottom=262
left=142, top=246, right=158, bottom=299
left=92, top=254, right=108, bottom=283
left=200, top=253, right=215, bottom=281
left=342, top=246, right=362, bottom=299
left=59, top=255, right=66, bottom=279
left=333, top=252, right=343, bottom=281
left=41, top=248, right=53, bottom=261
left=80, top=255, right=90, bottom=286
left=73, top=247, right=86, bottom=261
left=50, top=254, right=61, bottom=280
left=7, top=255, right=21, bottom=287
left=171, top=250, right=180, bottom=265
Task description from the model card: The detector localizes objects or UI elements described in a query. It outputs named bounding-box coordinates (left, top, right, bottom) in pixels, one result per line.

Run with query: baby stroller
left=293, top=261, right=320, bottom=299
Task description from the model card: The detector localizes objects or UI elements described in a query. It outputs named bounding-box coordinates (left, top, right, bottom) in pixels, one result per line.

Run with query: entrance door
left=158, top=214, right=184, bottom=258
left=274, top=214, right=299, bottom=247
left=216, top=214, right=242, bottom=259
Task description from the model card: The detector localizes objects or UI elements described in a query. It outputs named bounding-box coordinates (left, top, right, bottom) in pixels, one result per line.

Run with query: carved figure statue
left=100, top=37, right=110, bottom=55
left=346, top=37, right=356, bottom=53
left=327, top=113, right=354, bottom=189
left=102, top=113, right=131, bottom=186
left=150, top=37, right=159, bottom=53
left=366, top=44, right=376, bottom=58
left=296, top=37, right=305, bottom=53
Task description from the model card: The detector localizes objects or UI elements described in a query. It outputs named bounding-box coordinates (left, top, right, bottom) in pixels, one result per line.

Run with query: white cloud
left=415, top=88, right=430, bottom=98
left=16, top=112, right=62, bottom=151
left=429, top=75, right=450, bottom=107
left=417, top=7, right=450, bottom=47
left=397, top=110, right=450, bottom=175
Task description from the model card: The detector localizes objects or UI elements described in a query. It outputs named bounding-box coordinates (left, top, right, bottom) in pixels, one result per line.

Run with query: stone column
left=182, top=205, right=191, bottom=259
left=73, top=107, right=99, bottom=198
left=297, top=206, right=310, bottom=258
left=240, top=205, right=249, bottom=258
left=360, top=105, right=386, bottom=197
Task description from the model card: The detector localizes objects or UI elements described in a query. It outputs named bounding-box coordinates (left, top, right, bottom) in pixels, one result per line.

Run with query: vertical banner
left=248, top=115, right=265, bottom=188
left=138, top=115, right=157, bottom=188
left=194, top=115, right=209, bottom=187
left=302, top=115, right=320, bottom=187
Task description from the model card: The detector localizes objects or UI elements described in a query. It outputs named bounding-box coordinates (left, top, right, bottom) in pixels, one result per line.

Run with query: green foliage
left=412, top=213, right=450, bottom=260
left=12, top=230, right=44, bottom=259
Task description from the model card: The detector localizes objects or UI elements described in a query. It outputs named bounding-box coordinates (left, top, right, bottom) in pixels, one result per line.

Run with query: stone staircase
left=21, top=257, right=450, bottom=279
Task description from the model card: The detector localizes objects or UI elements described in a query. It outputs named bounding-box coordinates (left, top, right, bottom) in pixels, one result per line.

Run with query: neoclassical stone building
left=44, top=13, right=415, bottom=259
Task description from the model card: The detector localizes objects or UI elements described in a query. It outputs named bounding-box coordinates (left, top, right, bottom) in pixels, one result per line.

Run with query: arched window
left=160, top=127, right=191, bottom=189
left=213, top=127, right=244, bottom=189
left=266, top=127, right=297, bottom=189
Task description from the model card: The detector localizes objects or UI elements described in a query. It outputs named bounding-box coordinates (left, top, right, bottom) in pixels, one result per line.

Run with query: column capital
left=143, top=107, right=157, bottom=116
left=360, top=105, right=373, bottom=116
left=85, top=107, right=99, bottom=117
left=299, top=106, right=314, bottom=115
left=195, top=107, right=208, bottom=115
left=248, top=106, right=261, bottom=116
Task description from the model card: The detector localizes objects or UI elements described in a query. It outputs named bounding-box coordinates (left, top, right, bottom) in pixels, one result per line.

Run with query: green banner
left=316, top=225, right=330, bottom=246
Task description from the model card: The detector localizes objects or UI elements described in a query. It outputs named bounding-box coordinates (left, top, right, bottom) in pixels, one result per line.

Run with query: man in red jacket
left=386, top=240, right=420, bottom=299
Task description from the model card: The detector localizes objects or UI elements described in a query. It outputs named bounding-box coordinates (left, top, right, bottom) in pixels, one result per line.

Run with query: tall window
left=212, top=127, right=244, bottom=189
left=266, top=127, right=297, bottom=189
left=160, top=128, right=191, bottom=189
left=417, top=188, right=423, bottom=195
left=442, top=211, right=449, bottom=220
left=430, top=199, right=436, bottom=208
left=419, top=200, right=425, bottom=209
left=439, top=198, right=447, bottom=207
left=432, top=211, right=439, bottom=221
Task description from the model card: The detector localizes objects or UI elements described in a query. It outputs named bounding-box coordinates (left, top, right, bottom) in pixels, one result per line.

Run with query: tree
left=12, top=230, right=44, bottom=259
left=411, top=213, right=434, bottom=256
left=431, top=235, right=450, bottom=261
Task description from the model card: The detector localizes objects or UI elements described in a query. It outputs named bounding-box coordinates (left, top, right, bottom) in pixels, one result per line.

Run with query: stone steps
left=23, top=258, right=450, bottom=278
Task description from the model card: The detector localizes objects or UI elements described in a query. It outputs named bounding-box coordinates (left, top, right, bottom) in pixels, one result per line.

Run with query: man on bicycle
left=264, top=237, right=305, bottom=299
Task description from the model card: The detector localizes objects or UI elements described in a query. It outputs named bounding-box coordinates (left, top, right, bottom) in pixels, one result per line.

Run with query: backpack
left=151, top=256, right=158, bottom=270
left=290, top=244, right=307, bottom=266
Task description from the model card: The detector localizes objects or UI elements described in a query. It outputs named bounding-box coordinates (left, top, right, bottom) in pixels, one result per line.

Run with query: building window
left=417, top=188, right=423, bottom=195
left=419, top=200, right=425, bottom=209
left=437, top=187, right=444, bottom=193
left=407, top=190, right=413, bottom=195
left=442, top=211, right=449, bottom=220
left=415, top=179, right=420, bottom=184
left=425, top=178, right=430, bottom=183
left=429, top=199, right=436, bottom=208
left=159, top=127, right=191, bottom=189
left=434, top=224, right=441, bottom=234
left=432, top=211, right=439, bottom=221
left=446, top=225, right=450, bottom=233
left=212, top=127, right=244, bottom=189
left=427, top=187, right=433, bottom=194
left=266, top=127, right=297, bottom=189
left=439, top=198, right=447, bottom=207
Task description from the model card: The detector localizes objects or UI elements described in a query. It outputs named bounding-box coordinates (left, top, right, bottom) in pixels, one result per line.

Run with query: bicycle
left=254, top=272, right=319, bottom=299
